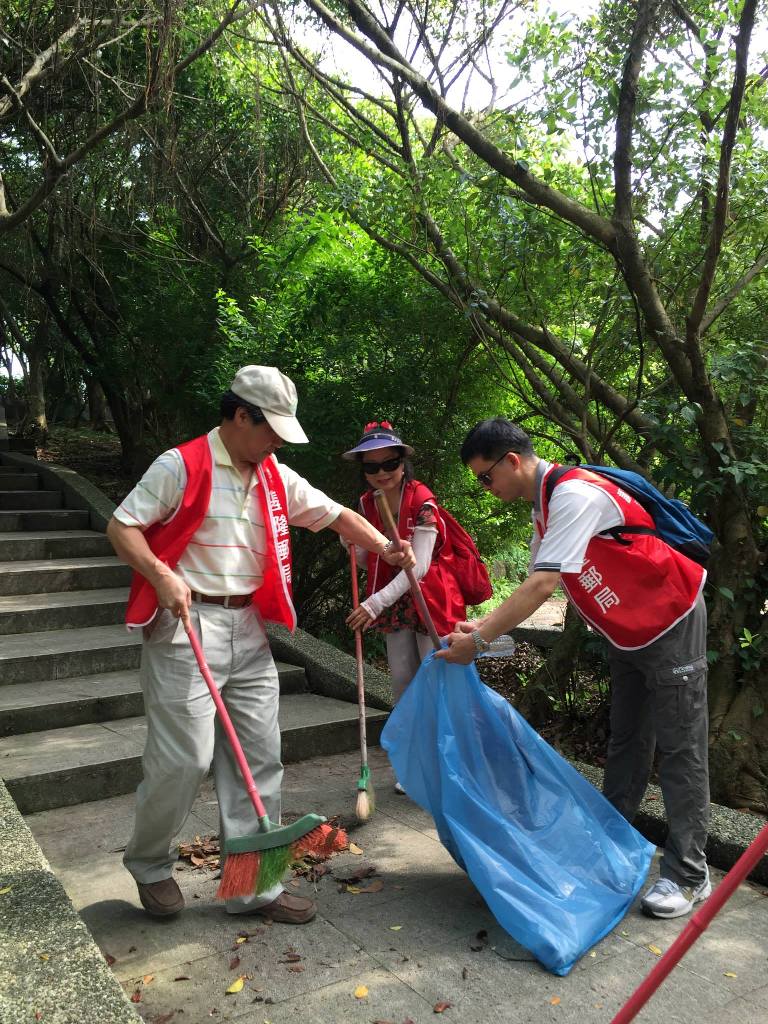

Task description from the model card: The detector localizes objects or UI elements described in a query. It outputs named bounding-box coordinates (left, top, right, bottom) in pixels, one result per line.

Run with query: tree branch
left=687, top=0, right=758, bottom=336
left=296, top=0, right=618, bottom=249
left=613, top=0, right=655, bottom=224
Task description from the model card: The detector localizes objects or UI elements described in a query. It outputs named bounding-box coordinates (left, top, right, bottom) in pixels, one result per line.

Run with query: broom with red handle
left=349, top=546, right=374, bottom=822
left=183, top=621, right=347, bottom=900
left=611, top=822, right=768, bottom=1023
left=373, top=490, right=442, bottom=649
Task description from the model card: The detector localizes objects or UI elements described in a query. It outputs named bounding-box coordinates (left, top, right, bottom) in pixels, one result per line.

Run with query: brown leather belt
left=190, top=591, right=251, bottom=609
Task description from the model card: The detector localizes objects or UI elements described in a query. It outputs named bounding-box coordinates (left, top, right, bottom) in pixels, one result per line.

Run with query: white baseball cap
left=229, top=365, right=309, bottom=444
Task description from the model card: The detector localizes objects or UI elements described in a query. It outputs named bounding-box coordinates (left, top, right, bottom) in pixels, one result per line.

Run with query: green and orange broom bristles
left=184, top=621, right=348, bottom=901
left=349, top=546, right=375, bottom=823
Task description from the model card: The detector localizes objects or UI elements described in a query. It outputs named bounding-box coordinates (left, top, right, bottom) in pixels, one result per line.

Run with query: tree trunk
left=25, top=318, right=50, bottom=444
left=516, top=605, right=587, bottom=725
left=86, top=376, right=111, bottom=432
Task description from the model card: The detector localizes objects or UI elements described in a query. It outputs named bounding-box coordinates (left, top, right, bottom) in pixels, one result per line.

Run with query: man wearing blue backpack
left=438, top=417, right=712, bottom=920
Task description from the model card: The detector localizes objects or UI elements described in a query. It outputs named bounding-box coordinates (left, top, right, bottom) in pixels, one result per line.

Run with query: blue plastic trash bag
left=381, top=653, right=654, bottom=976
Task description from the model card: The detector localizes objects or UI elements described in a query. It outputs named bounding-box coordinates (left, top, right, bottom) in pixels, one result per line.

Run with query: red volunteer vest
left=360, top=480, right=466, bottom=637
left=537, top=465, right=705, bottom=650
left=125, top=434, right=296, bottom=631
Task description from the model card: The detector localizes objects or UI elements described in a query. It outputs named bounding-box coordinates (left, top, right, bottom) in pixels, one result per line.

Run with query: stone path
left=28, top=747, right=768, bottom=1024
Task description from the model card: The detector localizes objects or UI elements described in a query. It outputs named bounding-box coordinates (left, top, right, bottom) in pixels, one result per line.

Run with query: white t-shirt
left=529, top=461, right=624, bottom=575
left=114, top=428, right=342, bottom=595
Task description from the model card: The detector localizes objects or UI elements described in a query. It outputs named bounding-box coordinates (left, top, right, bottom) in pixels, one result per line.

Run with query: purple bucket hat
left=341, top=420, right=415, bottom=460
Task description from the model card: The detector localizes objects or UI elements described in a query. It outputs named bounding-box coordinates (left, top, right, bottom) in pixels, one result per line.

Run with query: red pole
left=611, top=823, right=768, bottom=1024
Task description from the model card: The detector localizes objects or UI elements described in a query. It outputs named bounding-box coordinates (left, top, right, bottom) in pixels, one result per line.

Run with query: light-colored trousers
left=123, top=603, right=283, bottom=911
left=386, top=629, right=435, bottom=704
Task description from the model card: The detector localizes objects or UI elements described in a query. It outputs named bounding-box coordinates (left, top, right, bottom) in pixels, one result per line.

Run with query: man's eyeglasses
left=361, top=455, right=403, bottom=475
left=476, top=451, right=510, bottom=488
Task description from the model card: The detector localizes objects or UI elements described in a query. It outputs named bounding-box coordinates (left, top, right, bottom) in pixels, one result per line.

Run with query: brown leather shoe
left=137, top=877, right=185, bottom=917
left=255, top=891, right=316, bottom=924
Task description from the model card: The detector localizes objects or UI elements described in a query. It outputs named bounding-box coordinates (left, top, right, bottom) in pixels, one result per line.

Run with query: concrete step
left=0, top=490, right=63, bottom=510
left=0, top=473, right=39, bottom=490
left=1, top=693, right=388, bottom=813
left=0, top=509, right=91, bottom=532
left=0, top=555, right=131, bottom=596
left=0, top=661, right=309, bottom=737
left=0, top=587, right=128, bottom=634
left=0, top=530, right=114, bottom=561
left=0, top=624, right=141, bottom=685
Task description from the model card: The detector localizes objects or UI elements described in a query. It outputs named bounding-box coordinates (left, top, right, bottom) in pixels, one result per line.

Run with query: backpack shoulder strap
left=543, top=464, right=578, bottom=506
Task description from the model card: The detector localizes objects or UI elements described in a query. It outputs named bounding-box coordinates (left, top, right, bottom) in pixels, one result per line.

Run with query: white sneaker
left=394, top=782, right=405, bottom=795
left=641, top=873, right=712, bottom=919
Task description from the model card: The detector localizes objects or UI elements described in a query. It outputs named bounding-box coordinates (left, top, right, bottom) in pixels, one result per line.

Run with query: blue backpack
left=545, top=464, right=714, bottom=567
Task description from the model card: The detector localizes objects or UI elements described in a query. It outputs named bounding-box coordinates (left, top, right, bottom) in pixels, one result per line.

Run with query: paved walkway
left=28, top=747, right=768, bottom=1024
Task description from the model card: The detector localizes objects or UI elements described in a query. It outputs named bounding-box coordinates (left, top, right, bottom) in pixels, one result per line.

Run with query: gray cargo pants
left=603, top=594, right=709, bottom=888
left=123, top=602, right=283, bottom=911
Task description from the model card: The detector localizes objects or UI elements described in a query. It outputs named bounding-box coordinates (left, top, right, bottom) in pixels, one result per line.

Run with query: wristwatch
left=471, top=629, right=491, bottom=655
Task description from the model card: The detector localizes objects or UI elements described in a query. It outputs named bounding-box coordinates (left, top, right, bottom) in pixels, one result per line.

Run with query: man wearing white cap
left=107, top=366, right=415, bottom=924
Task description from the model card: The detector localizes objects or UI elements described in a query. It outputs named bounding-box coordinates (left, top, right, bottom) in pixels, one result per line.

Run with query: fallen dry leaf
left=278, top=953, right=302, bottom=963
left=236, top=936, right=248, bottom=945
left=38, top=954, right=49, bottom=962
left=647, top=945, right=662, bottom=957
left=335, top=864, right=377, bottom=884
left=0, top=886, right=12, bottom=896
left=433, top=1001, right=452, bottom=1013
left=346, top=885, right=362, bottom=894
left=130, top=990, right=142, bottom=1003
left=287, top=964, right=305, bottom=973
left=372, top=1020, right=395, bottom=1024
left=349, top=843, right=364, bottom=855
left=724, top=972, right=737, bottom=978
left=174, top=976, right=190, bottom=982
left=229, top=956, right=241, bottom=971
left=389, top=925, right=402, bottom=931
left=353, top=985, right=369, bottom=998
left=151, top=1014, right=176, bottom=1024
left=143, top=974, right=155, bottom=985
left=104, top=953, right=116, bottom=967
left=461, top=967, right=468, bottom=980
left=550, top=996, right=561, bottom=1005
left=225, top=976, right=246, bottom=995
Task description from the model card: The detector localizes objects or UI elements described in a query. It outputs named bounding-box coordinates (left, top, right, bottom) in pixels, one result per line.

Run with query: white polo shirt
left=529, top=460, right=623, bottom=575
left=114, top=428, right=342, bottom=595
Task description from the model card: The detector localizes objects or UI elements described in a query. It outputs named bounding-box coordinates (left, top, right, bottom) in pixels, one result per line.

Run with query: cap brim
left=341, top=438, right=415, bottom=460
left=263, top=410, right=309, bottom=444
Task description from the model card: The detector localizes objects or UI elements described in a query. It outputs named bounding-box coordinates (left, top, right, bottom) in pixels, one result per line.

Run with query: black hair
left=220, top=389, right=267, bottom=424
left=358, top=449, right=415, bottom=490
left=460, top=417, right=535, bottom=464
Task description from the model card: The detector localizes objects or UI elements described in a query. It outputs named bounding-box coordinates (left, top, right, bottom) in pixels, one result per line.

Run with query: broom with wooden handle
left=183, top=621, right=348, bottom=900
left=373, top=490, right=442, bottom=649
left=349, top=546, right=374, bottom=822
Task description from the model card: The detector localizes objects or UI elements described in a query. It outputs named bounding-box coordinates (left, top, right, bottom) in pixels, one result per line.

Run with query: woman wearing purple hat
left=343, top=422, right=466, bottom=790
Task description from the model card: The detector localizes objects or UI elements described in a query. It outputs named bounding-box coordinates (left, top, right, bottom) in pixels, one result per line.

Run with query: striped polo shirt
left=113, top=428, right=342, bottom=595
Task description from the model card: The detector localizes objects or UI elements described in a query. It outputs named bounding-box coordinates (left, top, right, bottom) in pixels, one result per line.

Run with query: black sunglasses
left=476, top=451, right=510, bottom=487
left=361, top=455, right=404, bottom=475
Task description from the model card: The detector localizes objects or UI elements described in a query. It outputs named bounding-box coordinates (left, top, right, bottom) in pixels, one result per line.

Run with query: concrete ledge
left=267, top=623, right=394, bottom=712
left=0, top=452, right=116, bottom=532
left=574, top=760, right=768, bottom=886
left=511, top=623, right=562, bottom=648
left=0, top=779, right=141, bottom=1024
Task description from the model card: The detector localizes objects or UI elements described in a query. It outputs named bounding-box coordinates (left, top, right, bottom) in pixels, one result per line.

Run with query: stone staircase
left=0, top=458, right=386, bottom=815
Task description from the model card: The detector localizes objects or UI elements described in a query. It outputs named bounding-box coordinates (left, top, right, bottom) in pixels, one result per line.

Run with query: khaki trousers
left=123, top=603, right=284, bottom=910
